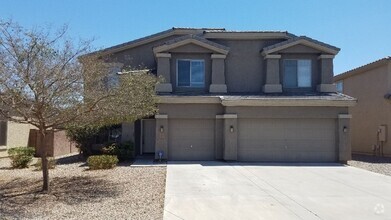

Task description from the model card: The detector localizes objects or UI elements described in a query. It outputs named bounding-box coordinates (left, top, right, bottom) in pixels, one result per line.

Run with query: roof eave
left=262, top=39, right=340, bottom=56
left=153, top=37, right=229, bottom=55
left=334, top=57, right=391, bottom=81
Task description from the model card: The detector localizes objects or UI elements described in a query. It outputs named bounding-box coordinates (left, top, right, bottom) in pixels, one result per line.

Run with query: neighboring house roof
left=261, top=36, right=340, bottom=55
left=153, top=34, right=230, bottom=55
left=334, top=56, right=391, bottom=81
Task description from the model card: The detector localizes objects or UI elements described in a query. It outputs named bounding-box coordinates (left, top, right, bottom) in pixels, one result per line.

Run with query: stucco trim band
left=317, top=84, right=337, bottom=93
left=155, top=83, right=173, bottom=93
left=216, top=114, right=237, bottom=119
left=221, top=99, right=357, bottom=107
left=318, top=54, right=335, bottom=59
left=209, top=84, right=227, bottom=93
left=338, top=114, right=352, bottom=119
left=158, top=96, right=221, bottom=104
left=155, top=53, right=171, bottom=58
left=264, top=54, right=281, bottom=59
left=155, top=114, right=168, bottom=119
left=211, top=54, right=227, bottom=59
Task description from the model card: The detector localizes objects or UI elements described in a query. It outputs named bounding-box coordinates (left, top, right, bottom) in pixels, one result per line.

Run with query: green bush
left=87, top=155, right=119, bottom=170
left=101, top=141, right=135, bottom=161
left=34, top=157, right=57, bottom=170
left=7, top=147, right=35, bottom=168
left=66, top=125, right=101, bottom=156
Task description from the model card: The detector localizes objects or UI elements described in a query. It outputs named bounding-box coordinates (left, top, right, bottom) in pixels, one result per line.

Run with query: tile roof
left=262, top=36, right=340, bottom=54
left=83, top=28, right=224, bottom=57
left=154, top=34, right=230, bottom=52
left=159, top=92, right=356, bottom=101
left=83, top=28, right=340, bottom=58
left=334, top=56, right=391, bottom=81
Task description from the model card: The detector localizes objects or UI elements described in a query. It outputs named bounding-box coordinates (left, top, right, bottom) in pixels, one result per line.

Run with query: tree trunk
left=40, top=129, right=50, bottom=193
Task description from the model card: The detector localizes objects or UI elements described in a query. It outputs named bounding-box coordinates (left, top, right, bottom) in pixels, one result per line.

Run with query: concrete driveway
left=164, top=162, right=391, bottom=220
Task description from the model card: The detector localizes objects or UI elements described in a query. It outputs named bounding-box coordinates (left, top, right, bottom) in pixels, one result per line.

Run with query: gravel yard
left=0, top=157, right=166, bottom=220
left=348, top=154, right=391, bottom=176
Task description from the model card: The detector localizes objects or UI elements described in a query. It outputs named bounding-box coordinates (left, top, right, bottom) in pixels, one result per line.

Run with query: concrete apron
left=164, top=161, right=391, bottom=220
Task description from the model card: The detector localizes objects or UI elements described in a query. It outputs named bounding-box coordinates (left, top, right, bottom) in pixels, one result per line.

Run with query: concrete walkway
left=164, top=161, right=391, bottom=220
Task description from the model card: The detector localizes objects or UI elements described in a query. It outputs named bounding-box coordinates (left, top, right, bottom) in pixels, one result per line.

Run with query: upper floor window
left=177, top=60, right=205, bottom=87
left=283, top=59, right=312, bottom=88
left=336, top=81, right=343, bottom=93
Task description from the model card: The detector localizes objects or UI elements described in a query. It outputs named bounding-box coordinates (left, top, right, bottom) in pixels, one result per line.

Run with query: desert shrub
left=87, top=155, right=119, bottom=170
left=66, top=125, right=101, bottom=156
left=7, top=147, right=35, bottom=168
left=101, top=141, right=135, bottom=161
left=34, top=157, right=57, bottom=170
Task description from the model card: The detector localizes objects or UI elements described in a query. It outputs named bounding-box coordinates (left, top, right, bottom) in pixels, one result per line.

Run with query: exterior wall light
left=160, top=126, right=164, bottom=133
left=343, top=126, right=348, bottom=133
left=230, top=125, right=234, bottom=133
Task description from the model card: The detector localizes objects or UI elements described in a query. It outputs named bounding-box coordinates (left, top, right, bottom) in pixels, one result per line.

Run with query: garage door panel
left=238, top=118, right=336, bottom=162
left=169, top=119, right=215, bottom=160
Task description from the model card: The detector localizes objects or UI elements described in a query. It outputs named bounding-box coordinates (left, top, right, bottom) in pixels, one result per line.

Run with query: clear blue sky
left=1, top=0, right=390, bottom=74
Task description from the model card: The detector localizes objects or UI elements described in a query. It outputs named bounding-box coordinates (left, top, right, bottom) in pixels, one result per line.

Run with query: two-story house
left=88, top=28, right=356, bottom=162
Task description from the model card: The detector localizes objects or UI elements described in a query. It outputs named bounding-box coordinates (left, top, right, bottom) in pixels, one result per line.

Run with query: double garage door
left=238, top=118, right=336, bottom=162
left=168, top=118, right=336, bottom=162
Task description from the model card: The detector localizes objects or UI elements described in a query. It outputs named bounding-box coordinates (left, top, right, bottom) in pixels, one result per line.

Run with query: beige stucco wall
left=6, top=121, right=35, bottom=148
left=339, top=63, right=391, bottom=156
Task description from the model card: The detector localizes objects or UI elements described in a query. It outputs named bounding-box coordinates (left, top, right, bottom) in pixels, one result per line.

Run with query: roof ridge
left=172, top=27, right=226, bottom=31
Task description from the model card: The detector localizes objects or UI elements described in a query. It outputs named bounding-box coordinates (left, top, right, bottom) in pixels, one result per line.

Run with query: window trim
left=283, top=59, right=312, bottom=89
left=176, top=59, right=205, bottom=88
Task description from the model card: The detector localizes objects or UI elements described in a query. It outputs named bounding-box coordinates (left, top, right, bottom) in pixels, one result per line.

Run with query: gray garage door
left=238, top=118, right=336, bottom=162
left=168, top=119, right=215, bottom=160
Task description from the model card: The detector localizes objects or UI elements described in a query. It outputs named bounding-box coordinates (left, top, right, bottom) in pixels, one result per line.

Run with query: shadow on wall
left=0, top=176, right=120, bottom=219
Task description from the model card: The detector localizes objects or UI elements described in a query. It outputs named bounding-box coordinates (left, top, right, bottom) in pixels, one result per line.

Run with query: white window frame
left=176, top=59, right=205, bottom=88
left=283, top=59, right=312, bottom=88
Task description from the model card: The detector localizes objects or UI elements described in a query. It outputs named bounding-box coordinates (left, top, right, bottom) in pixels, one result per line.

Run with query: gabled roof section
left=83, top=27, right=225, bottom=57
left=153, top=34, right=230, bottom=55
left=261, top=36, right=340, bottom=55
left=334, top=56, right=391, bottom=81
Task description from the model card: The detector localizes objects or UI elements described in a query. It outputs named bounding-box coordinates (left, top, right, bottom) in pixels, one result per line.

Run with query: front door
left=142, top=119, right=156, bottom=154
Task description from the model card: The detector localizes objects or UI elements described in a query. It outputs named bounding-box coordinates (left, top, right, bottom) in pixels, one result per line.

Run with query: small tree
left=0, top=20, right=157, bottom=192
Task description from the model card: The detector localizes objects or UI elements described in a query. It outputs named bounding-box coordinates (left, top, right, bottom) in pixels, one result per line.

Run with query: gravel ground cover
left=0, top=157, right=166, bottom=220
left=348, top=154, right=391, bottom=176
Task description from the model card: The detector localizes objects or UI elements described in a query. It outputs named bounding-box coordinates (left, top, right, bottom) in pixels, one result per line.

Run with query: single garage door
left=168, top=119, right=215, bottom=160
left=238, top=118, right=336, bottom=162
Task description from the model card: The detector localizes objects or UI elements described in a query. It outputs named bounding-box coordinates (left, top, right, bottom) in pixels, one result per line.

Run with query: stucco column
left=317, top=54, right=337, bottom=93
left=155, top=53, right=172, bottom=93
left=338, top=114, right=352, bottom=163
left=221, top=114, right=238, bottom=161
left=263, top=54, right=282, bottom=93
left=155, top=114, right=168, bottom=160
left=209, top=54, right=227, bottom=93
